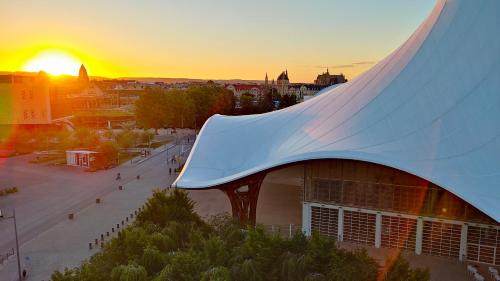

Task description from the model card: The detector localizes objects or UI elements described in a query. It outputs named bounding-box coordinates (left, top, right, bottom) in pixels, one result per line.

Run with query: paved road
left=0, top=136, right=206, bottom=280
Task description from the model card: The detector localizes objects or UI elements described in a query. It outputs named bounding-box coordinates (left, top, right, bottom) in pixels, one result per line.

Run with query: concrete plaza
left=0, top=130, right=204, bottom=281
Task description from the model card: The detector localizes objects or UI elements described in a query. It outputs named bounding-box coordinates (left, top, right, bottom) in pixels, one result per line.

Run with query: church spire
left=78, top=64, right=89, bottom=85
left=265, top=72, right=268, bottom=86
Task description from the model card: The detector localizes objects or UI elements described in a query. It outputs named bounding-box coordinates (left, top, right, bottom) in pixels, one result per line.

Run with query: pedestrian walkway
left=0, top=142, right=189, bottom=281
left=0, top=171, right=161, bottom=280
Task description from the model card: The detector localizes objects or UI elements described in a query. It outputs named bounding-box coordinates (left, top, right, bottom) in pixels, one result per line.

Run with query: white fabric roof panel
left=174, top=0, right=500, bottom=222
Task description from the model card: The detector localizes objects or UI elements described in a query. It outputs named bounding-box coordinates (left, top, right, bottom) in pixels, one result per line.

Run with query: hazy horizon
left=1, top=0, right=436, bottom=83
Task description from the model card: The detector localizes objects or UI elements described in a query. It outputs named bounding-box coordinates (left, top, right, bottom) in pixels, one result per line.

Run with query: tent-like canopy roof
left=174, top=0, right=500, bottom=222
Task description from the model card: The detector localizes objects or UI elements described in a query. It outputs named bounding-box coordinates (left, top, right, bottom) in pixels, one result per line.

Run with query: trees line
left=135, top=86, right=235, bottom=131
left=135, top=86, right=298, bottom=131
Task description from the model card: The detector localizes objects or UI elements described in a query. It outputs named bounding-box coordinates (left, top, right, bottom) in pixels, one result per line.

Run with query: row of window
left=467, top=226, right=500, bottom=264
left=306, top=178, right=492, bottom=222
left=22, top=110, right=45, bottom=120
left=310, top=206, right=500, bottom=265
left=304, top=159, right=494, bottom=224
left=21, top=89, right=35, bottom=100
left=23, top=110, right=36, bottom=120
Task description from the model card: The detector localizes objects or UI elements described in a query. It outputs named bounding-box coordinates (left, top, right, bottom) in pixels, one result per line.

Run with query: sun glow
left=23, top=51, right=81, bottom=76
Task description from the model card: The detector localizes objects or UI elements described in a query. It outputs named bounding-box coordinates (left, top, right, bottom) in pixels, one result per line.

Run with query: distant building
left=268, top=70, right=327, bottom=101
left=276, top=70, right=290, bottom=95
left=314, top=69, right=347, bottom=86
left=108, top=80, right=146, bottom=91
left=0, top=72, right=51, bottom=125
left=226, top=84, right=262, bottom=100
left=288, top=84, right=322, bottom=100
left=68, top=82, right=112, bottom=109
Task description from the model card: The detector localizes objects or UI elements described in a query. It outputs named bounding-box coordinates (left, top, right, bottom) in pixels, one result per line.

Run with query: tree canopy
left=52, top=190, right=429, bottom=281
left=135, top=86, right=235, bottom=130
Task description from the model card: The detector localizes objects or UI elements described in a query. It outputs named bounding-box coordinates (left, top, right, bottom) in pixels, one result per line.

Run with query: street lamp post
left=0, top=208, right=22, bottom=281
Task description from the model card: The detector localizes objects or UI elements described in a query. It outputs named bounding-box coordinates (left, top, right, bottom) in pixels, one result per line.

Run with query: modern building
left=0, top=72, right=51, bottom=125
left=174, top=0, right=500, bottom=266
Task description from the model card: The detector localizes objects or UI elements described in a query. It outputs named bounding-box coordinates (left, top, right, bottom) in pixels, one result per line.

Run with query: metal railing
left=263, top=224, right=303, bottom=238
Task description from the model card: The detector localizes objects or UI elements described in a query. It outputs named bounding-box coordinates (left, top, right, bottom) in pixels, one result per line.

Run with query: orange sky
left=0, top=0, right=435, bottom=82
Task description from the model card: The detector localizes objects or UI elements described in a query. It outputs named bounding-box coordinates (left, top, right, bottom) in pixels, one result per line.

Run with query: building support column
left=375, top=213, right=382, bottom=248
left=337, top=208, right=344, bottom=242
left=302, top=203, right=311, bottom=236
left=415, top=217, right=424, bottom=255
left=459, top=224, right=468, bottom=261
left=219, top=174, right=264, bottom=225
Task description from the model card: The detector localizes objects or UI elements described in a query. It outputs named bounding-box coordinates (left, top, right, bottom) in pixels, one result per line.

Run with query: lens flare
left=23, top=51, right=81, bottom=76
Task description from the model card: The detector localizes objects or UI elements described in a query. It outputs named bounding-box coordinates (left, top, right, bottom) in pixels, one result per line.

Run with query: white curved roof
left=174, top=0, right=500, bottom=222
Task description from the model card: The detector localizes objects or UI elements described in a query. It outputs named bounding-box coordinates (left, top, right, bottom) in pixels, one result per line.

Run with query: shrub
left=0, top=186, right=18, bottom=196
left=382, top=254, right=430, bottom=281
left=111, top=264, right=148, bottom=281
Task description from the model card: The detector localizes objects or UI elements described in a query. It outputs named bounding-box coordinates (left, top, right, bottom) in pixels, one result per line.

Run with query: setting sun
left=23, top=51, right=81, bottom=76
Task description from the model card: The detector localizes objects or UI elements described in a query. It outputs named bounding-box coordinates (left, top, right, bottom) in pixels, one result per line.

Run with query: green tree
left=383, top=254, right=430, bottom=281
left=140, top=130, right=155, bottom=145
left=155, top=251, right=206, bottom=281
left=239, top=93, right=255, bottom=115
left=51, top=190, right=429, bottom=281
left=115, top=130, right=138, bottom=150
left=306, top=232, right=336, bottom=274
left=257, top=91, right=274, bottom=113
left=231, top=259, right=264, bottom=281
left=137, top=189, right=203, bottom=228
left=136, top=89, right=168, bottom=132
left=112, top=264, right=148, bottom=281
left=96, top=140, right=119, bottom=167
left=201, top=266, right=232, bottom=281
left=279, top=94, right=297, bottom=109
left=51, top=268, right=78, bottom=281
left=74, top=127, right=100, bottom=148
left=140, top=246, right=165, bottom=276
left=327, top=249, right=378, bottom=281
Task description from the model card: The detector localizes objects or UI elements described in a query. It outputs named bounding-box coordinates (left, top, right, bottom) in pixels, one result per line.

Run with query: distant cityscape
left=0, top=65, right=347, bottom=127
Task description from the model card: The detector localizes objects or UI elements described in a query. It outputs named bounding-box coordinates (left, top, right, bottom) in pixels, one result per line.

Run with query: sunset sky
left=0, top=0, right=435, bottom=82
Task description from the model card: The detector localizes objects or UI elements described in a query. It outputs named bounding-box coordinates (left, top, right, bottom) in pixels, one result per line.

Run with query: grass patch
left=118, top=151, right=141, bottom=165
left=150, top=140, right=171, bottom=148
left=136, top=140, right=171, bottom=149
left=29, top=154, right=65, bottom=164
